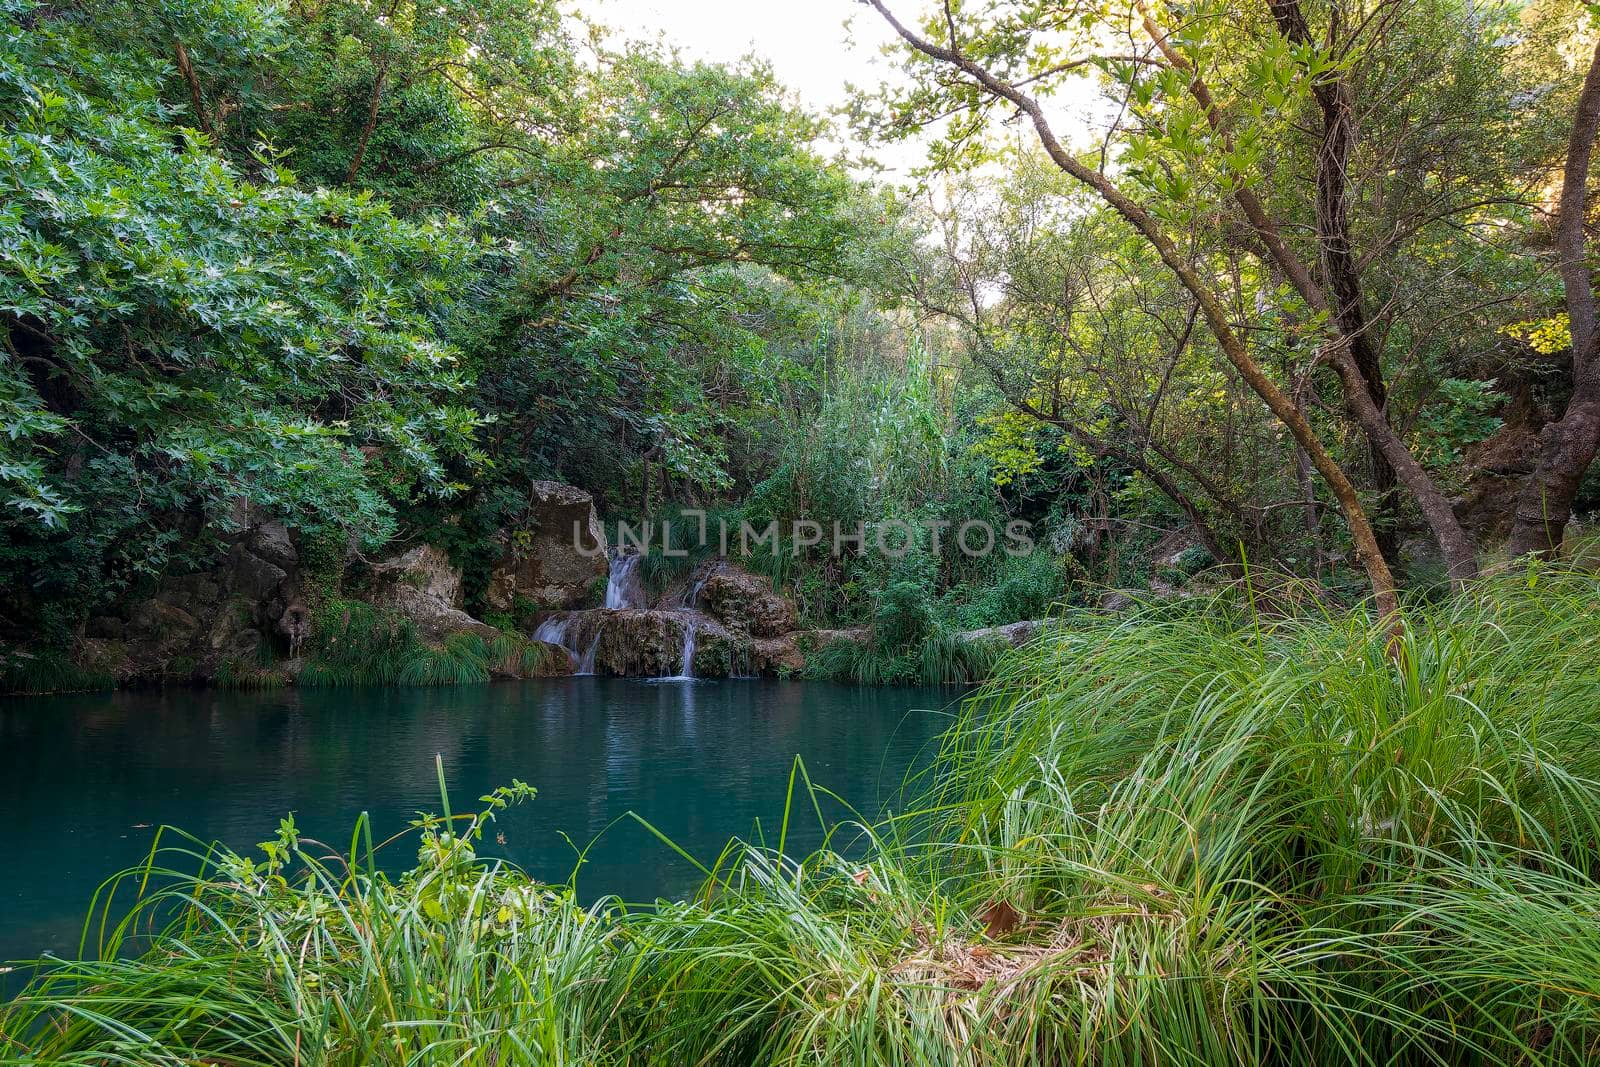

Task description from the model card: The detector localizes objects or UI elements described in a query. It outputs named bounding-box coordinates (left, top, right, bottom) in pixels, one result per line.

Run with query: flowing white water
left=685, top=569, right=712, bottom=610
left=653, top=615, right=697, bottom=681
left=605, top=552, right=645, bottom=610
left=677, top=618, right=696, bottom=678
left=532, top=614, right=578, bottom=668
left=576, top=624, right=604, bottom=675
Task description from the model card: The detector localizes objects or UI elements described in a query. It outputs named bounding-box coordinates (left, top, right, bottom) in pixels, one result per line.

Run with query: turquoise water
left=0, top=679, right=961, bottom=970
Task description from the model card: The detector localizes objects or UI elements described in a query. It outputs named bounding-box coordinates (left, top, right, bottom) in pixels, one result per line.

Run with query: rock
left=591, top=609, right=704, bottom=677
left=699, top=565, right=794, bottom=638
left=1099, top=591, right=1136, bottom=613
left=364, top=544, right=568, bottom=678
left=369, top=544, right=497, bottom=643
left=372, top=544, right=463, bottom=606
left=526, top=640, right=575, bottom=678
left=276, top=599, right=311, bottom=656
left=128, top=600, right=200, bottom=645
left=486, top=481, right=609, bottom=612
left=751, top=633, right=805, bottom=674
left=246, top=520, right=299, bottom=570
left=957, top=620, right=1045, bottom=647
left=75, top=638, right=130, bottom=682
left=226, top=544, right=288, bottom=603
left=796, top=628, right=870, bottom=651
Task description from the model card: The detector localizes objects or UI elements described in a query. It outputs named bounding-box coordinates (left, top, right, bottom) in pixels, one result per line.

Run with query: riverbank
left=6, top=569, right=1598, bottom=1063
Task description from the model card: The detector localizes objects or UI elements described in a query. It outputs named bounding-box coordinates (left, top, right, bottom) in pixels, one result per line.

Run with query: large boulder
left=591, top=609, right=701, bottom=677
left=957, top=620, right=1046, bottom=647
left=486, top=481, right=609, bottom=613
left=367, top=544, right=570, bottom=678
left=369, top=545, right=496, bottom=643
left=699, top=565, right=795, bottom=638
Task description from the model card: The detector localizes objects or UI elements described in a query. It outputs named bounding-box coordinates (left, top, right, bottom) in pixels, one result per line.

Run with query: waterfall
left=532, top=612, right=603, bottom=675
left=674, top=618, right=697, bottom=679
left=605, top=552, right=645, bottom=610
left=532, top=614, right=578, bottom=668
left=576, top=624, right=604, bottom=675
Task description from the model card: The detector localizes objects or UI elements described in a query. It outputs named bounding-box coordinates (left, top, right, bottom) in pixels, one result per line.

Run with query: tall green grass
left=5, top=567, right=1600, bottom=1064
left=297, top=598, right=560, bottom=686
left=805, top=629, right=1006, bottom=685
left=0, top=649, right=114, bottom=695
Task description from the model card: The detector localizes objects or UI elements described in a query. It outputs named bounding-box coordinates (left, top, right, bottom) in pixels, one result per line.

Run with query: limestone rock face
left=957, top=620, right=1046, bottom=647
left=369, top=544, right=495, bottom=643
left=591, top=609, right=700, bottom=677
left=486, top=481, right=609, bottom=612
left=85, top=513, right=306, bottom=684
left=699, top=565, right=795, bottom=638
left=751, top=633, right=805, bottom=674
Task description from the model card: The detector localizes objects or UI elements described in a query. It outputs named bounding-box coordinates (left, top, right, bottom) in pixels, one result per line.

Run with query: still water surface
left=0, top=678, right=961, bottom=968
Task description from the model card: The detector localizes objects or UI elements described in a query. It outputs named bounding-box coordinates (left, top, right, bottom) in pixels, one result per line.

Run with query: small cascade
left=576, top=624, right=604, bottom=675
left=686, top=569, right=712, bottom=610
left=662, top=559, right=722, bottom=610
left=676, top=618, right=697, bottom=679
left=605, top=552, right=646, bottom=610
left=532, top=614, right=578, bottom=668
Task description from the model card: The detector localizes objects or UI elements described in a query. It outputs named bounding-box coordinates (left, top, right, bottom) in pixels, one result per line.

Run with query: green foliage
left=0, top=0, right=885, bottom=652
left=214, top=640, right=286, bottom=690
left=1417, top=377, right=1506, bottom=474
left=950, top=552, right=1066, bottom=631
left=0, top=0, right=488, bottom=640
left=873, top=580, right=935, bottom=652
left=804, top=627, right=1002, bottom=687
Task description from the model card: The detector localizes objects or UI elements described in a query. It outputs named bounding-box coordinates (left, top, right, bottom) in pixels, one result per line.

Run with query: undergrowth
left=0, top=649, right=114, bottom=696
left=297, top=598, right=560, bottom=686
left=804, top=628, right=1006, bottom=685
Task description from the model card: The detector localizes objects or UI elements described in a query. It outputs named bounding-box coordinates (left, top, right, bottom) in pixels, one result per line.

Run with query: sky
left=588, top=0, right=1111, bottom=181
left=589, top=0, right=953, bottom=179
left=592, top=0, right=898, bottom=117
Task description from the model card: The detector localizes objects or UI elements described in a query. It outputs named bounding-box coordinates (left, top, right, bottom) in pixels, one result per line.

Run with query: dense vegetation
left=5, top=569, right=1600, bottom=1063
left=2, top=0, right=1597, bottom=690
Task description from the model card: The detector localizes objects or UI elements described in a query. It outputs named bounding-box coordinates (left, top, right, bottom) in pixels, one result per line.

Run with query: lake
left=0, top=678, right=963, bottom=971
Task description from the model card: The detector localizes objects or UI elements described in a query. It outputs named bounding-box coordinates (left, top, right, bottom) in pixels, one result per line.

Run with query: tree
left=897, top=162, right=1263, bottom=571
left=860, top=0, right=1403, bottom=619
left=1, top=2, right=486, bottom=638
left=1508, top=39, right=1600, bottom=557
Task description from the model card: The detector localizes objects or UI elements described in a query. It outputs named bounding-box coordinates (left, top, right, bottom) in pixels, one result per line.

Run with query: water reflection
left=0, top=679, right=962, bottom=966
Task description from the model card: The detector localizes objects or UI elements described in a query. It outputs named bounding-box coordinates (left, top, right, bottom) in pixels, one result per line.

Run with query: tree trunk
left=172, top=40, right=213, bottom=138
left=1508, top=40, right=1600, bottom=557
left=345, top=57, right=390, bottom=184
left=1311, top=70, right=1399, bottom=562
